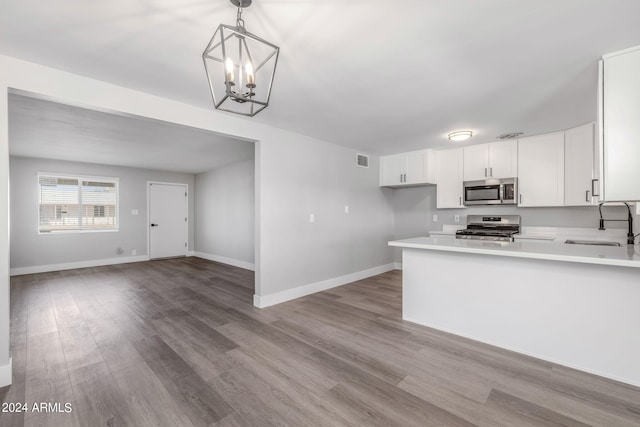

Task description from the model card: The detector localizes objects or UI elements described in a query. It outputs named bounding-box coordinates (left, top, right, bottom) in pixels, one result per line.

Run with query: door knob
left=151, top=223, right=158, bottom=227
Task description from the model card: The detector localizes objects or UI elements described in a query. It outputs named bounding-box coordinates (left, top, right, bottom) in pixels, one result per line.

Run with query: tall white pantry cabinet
left=600, top=45, right=640, bottom=202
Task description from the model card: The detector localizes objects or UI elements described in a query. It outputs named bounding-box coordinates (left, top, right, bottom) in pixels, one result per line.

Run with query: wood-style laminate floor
left=1, top=257, right=639, bottom=426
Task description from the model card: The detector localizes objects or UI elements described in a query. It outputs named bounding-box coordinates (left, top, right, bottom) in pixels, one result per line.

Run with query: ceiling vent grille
left=356, top=153, right=369, bottom=168
left=496, top=132, right=524, bottom=140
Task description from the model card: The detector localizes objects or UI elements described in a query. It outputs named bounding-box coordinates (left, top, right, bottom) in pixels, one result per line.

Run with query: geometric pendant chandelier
left=202, top=0, right=280, bottom=116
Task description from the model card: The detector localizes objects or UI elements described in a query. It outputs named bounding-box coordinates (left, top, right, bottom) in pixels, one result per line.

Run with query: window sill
left=38, top=229, right=120, bottom=235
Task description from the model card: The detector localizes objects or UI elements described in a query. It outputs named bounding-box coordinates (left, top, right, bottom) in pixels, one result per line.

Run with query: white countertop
left=428, top=225, right=629, bottom=244
left=389, top=236, right=640, bottom=268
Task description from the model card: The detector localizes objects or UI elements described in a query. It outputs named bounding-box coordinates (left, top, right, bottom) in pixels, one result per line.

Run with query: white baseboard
left=0, top=358, right=12, bottom=387
left=193, top=251, right=255, bottom=271
left=253, top=263, right=396, bottom=308
left=187, top=251, right=195, bottom=257
left=394, top=262, right=402, bottom=270
left=10, top=255, right=150, bottom=276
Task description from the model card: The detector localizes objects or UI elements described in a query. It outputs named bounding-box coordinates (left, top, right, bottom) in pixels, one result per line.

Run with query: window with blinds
left=38, top=174, right=119, bottom=233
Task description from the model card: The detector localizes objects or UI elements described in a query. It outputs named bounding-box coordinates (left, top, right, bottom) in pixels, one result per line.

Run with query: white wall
left=0, top=79, right=8, bottom=382
left=0, top=54, right=396, bottom=383
left=9, top=156, right=195, bottom=273
left=195, top=158, right=255, bottom=270
left=257, top=138, right=395, bottom=303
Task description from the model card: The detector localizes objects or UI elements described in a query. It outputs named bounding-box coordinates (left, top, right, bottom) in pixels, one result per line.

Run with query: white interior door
left=149, top=183, right=187, bottom=259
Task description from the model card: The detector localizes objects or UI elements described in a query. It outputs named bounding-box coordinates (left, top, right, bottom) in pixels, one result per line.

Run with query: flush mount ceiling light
left=448, top=130, right=473, bottom=142
left=202, top=0, right=279, bottom=117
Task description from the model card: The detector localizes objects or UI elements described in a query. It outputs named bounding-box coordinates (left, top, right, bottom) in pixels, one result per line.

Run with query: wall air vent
left=356, top=153, right=369, bottom=168
left=496, top=132, right=524, bottom=140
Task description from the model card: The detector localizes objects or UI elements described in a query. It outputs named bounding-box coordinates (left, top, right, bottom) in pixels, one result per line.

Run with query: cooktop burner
left=455, top=215, right=521, bottom=242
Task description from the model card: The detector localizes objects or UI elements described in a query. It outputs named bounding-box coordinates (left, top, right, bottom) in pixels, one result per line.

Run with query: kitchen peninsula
left=389, top=236, right=640, bottom=387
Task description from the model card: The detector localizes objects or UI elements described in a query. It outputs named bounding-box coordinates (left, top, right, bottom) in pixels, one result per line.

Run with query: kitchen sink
left=564, top=239, right=622, bottom=247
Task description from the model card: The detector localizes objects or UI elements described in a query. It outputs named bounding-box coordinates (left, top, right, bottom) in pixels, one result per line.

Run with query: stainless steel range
left=455, top=215, right=521, bottom=242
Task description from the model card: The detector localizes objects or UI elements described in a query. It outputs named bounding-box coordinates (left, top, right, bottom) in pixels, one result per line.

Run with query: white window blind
left=38, top=174, right=118, bottom=233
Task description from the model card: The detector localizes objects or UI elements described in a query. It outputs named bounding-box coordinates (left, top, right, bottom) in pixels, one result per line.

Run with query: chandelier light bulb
left=225, top=57, right=235, bottom=83
left=245, top=62, right=255, bottom=86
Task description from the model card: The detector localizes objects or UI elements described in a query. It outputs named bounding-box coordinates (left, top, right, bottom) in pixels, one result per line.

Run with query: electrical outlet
left=344, top=205, right=349, bottom=214
left=454, top=215, right=460, bottom=223
left=309, top=213, right=315, bottom=223
left=432, top=214, right=438, bottom=222
left=131, top=249, right=137, bottom=256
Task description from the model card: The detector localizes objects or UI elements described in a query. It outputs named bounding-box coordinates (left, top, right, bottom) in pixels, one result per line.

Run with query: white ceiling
left=8, top=93, right=254, bottom=174
left=2, top=1, right=640, bottom=155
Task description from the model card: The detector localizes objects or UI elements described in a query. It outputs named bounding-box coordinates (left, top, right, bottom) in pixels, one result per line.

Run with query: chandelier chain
left=236, top=1, right=245, bottom=29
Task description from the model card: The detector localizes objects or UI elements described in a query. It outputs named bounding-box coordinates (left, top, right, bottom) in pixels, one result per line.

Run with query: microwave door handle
left=499, top=184, right=504, bottom=203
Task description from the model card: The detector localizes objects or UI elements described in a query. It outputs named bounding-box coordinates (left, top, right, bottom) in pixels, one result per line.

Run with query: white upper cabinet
left=565, top=123, right=598, bottom=206
left=489, top=140, right=518, bottom=179
left=600, top=45, right=640, bottom=201
left=436, top=148, right=465, bottom=209
left=463, top=140, right=517, bottom=181
left=380, top=154, right=405, bottom=187
left=380, top=149, right=435, bottom=187
left=463, top=144, right=489, bottom=181
left=518, top=133, right=565, bottom=207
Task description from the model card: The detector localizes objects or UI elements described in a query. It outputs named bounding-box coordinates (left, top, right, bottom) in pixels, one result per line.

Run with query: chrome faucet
left=598, top=202, right=635, bottom=245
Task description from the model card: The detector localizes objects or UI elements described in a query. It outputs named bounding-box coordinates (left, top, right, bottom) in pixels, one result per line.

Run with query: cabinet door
left=405, top=151, right=425, bottom=185
left=602, top=46, right=640, bottom=201
left=380, top=154, right=404, bottom=187
left=405, top=149, right=437, bottom=185
left=488, top=140, right=518, bottom=179
left=436, top=148, right=465, bottom=208
left=463, top=144, right=489, bottom=181
left=518, top=133, right=565, bottom=207
left=565, top=123, right=596, bottom=206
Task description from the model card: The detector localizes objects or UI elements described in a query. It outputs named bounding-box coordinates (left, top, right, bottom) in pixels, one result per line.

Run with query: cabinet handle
left=484, top=168, right=487, bottom=177
left=586, top=190, right=590, bottom=202
left=591, top=179, right=599, bottom=197
left=490, top=167, right=493, bottom=177
left=404, top=174, right=407, bottom=182
left=519, top=194, right=522, bottom=204
left=400, top=174, right=403, bottom=183
left=459, top=196, right=462, bottom=206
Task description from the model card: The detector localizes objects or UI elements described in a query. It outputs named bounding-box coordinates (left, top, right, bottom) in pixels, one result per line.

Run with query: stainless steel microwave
left=463, top=178, right=517, bottom=206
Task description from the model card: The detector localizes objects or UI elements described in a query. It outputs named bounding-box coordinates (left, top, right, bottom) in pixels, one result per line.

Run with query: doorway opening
left=7, top=89, right=258, bottom=293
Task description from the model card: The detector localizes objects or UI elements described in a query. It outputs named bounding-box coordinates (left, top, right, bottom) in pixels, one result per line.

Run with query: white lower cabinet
left=436, top=148, right=465, bottom=209
left=565, top=123, right=598, bottom=206
left=518, top=133, right=565, bottom=207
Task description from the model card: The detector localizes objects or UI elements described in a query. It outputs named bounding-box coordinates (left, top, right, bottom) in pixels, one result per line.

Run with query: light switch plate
left=454, top=215, right=460, bottom=223
left=131, top=209, right=139, bottom=215
left=309, top=214, right=315, bottom=223
left=432, top=214, right=438, bottom=222
left=344, top=205, right=349, bottom=214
